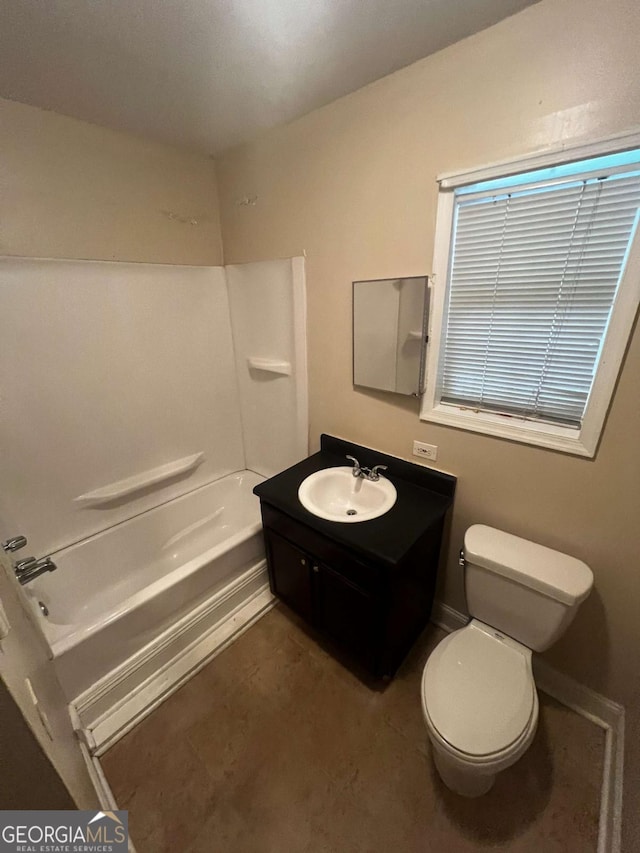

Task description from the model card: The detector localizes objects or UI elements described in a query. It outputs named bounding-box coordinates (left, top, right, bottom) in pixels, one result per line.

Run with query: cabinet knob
left=312, top=564, right=319, bottom=573
left=300, top=558, right=306, bottom=566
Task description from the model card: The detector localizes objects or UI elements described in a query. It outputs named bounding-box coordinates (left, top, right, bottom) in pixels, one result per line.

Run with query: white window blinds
left=438, top=163, right=640, bottom=427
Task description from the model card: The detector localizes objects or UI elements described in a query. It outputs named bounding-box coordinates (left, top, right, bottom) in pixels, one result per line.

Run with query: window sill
left=420, top=403, right=596, bottom=458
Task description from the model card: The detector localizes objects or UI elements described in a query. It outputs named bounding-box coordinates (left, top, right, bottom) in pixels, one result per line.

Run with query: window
left=421, top=139, right=640, bottom=457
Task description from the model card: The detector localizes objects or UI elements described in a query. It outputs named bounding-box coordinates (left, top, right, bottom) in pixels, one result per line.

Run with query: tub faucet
left=346, top=456, right=388, bottom=482
left=14, top=556, right=57, bottom=586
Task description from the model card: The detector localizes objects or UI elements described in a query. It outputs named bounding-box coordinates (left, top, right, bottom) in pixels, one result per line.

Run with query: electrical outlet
left=413, top=440, right=438, bottom=461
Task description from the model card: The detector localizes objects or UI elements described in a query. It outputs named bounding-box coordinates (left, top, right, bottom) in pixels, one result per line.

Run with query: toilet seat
left=424, top=698, right=537, bottom=768
left=421, top=620, right=536, bottom=759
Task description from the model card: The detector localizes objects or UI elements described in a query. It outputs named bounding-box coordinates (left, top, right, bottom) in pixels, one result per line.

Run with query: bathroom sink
left=298, top=467, right=397, bottom=523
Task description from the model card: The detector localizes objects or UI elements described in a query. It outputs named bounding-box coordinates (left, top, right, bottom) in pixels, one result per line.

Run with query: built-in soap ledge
left=73, top=452, right=205, bottom=506
left=247, top=357, right=292, bottom=376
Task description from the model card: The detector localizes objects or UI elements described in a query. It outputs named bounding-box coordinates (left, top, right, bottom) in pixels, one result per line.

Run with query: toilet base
left=432, top=747, right=495, bottom=797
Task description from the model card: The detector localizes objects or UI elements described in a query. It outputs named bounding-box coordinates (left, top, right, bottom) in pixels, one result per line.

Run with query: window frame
left=420, top=132, right=640, bottom=458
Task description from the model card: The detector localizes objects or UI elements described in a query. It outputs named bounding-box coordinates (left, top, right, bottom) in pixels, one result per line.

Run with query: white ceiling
left=0, top=0, right=539, bottom=155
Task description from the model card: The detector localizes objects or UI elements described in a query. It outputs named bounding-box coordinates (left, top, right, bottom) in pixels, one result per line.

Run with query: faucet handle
left=15, top=557, right=37, bottom=574
left=369, top=465, right=388, bottom=481
left=346, top=455, right=361, bottom=477
left=2, top=535, right=27, bottom=553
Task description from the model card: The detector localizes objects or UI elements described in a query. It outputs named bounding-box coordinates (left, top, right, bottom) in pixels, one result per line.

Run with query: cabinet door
left=264, top=529, right=314, bottom=622
left=314, top=561, right=379, bottom=672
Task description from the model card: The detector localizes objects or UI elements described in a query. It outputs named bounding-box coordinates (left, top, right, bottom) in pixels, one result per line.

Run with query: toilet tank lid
left=464, top=525, right=594, bottom=606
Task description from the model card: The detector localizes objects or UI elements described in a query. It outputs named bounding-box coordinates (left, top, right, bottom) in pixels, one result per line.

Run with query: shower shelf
left=73, top=452, right=205, bottom=506
left=246, top=357, right=292, bottom=376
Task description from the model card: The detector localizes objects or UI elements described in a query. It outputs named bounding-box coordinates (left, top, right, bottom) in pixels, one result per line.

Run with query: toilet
left=421, top=524, right=593, bottom=797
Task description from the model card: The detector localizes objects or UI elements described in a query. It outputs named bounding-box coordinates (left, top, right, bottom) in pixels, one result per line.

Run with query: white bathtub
left=28, top=470, right=266, bottom=701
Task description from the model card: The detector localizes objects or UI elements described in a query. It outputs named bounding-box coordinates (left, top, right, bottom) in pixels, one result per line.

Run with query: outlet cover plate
left=413, top=440, right=438, bottom=461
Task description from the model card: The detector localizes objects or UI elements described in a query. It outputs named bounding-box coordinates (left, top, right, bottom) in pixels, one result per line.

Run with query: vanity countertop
left=253, top=434, right=456, bottom=568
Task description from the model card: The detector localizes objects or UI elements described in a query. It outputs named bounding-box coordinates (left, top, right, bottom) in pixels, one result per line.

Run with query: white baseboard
left=533, top=657, right=624, bottom=853
left=430, top=600, right=624, bottom=853
left=76, top=739, right=138, bottom=853
left=71, top=561, right=275, bottom=755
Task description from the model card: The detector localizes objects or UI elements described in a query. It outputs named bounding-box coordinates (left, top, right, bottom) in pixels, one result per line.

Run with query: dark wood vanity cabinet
left=260, top=502, right=444, bottom=678
left=254, top=434, right=456, bottom=680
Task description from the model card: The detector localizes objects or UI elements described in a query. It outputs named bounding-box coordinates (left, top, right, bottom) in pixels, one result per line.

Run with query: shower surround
left=0, top=255, right=307, bottom=752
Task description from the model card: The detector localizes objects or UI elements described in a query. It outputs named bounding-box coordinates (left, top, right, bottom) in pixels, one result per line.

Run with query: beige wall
left=0, top=97, right=223, bottom=265
left=217, top=0, right=640, bottom=705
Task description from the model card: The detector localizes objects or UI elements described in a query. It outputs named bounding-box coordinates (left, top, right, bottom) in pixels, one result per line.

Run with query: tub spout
left=15, top=556, right=57, bottom=585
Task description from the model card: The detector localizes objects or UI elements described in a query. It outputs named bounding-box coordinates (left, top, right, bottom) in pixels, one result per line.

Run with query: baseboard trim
left=533, top=657, right=624, bottom=853
left=430, top=600, right=624, bottom=853
left=431, top=600, right=469, bottom=634
left=76, top=739, right=138, bottom=852
left=71, top=561, right=275, bottom=755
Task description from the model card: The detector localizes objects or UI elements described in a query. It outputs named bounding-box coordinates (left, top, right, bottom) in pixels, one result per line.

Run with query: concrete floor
left=102, top=605, right=605, bottom=852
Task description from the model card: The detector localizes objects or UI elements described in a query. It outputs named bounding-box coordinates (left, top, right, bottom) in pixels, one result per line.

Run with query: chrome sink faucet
left=346, top=455, right=388, bottom=482
left=14, top=555, right=57, bottom=586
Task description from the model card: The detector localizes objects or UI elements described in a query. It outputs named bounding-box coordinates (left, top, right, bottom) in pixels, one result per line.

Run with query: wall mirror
left=353, top=276, right=429, bottom=397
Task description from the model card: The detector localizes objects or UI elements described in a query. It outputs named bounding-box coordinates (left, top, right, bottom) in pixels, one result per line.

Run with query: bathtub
left=28, top=470, right=267, bottom=702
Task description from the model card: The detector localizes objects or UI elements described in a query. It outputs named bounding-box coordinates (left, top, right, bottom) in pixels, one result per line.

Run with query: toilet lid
left=422, top=623, right=535, bottom=757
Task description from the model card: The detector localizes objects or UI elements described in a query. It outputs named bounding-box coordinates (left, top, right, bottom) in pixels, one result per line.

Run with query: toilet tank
left=463, top=525, right=593, bottom=652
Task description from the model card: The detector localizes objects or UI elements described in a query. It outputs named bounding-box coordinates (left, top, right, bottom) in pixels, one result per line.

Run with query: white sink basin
left=298, top=466, right=397, bottom=523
